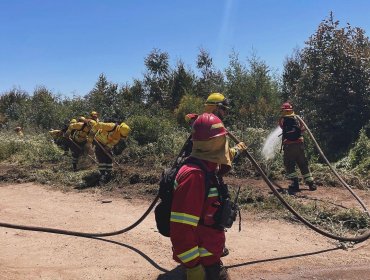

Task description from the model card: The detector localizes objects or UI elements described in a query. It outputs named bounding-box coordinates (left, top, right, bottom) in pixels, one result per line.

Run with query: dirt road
left=0, top=183, right=369, bottom=280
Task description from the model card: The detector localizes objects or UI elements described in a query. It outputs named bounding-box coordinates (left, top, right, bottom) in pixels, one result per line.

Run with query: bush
left=174, top=94, right=204, bottom=127
left=127, top=115, right=172, bottom=145
left=348, top=129, right=370, bottom=174
left=0, top=132, right=64, bottom=164
left=124, top=126, right=188, bottom=167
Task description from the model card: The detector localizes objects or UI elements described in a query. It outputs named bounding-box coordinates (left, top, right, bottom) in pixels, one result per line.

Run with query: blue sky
left=1, top=0, right=369, bottom=97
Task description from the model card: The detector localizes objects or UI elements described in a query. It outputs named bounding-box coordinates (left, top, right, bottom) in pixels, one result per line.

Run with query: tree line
left=1, top=14, right=369, bottom=161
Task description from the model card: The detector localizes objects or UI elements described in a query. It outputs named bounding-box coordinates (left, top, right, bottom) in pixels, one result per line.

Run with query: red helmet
left=281, top=102, right=293, bottom=111
left=191, top=113, right=227, bottom=141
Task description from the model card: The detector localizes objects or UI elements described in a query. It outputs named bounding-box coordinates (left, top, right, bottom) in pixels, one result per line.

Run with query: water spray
left=261, top=126, right=282, bottom=161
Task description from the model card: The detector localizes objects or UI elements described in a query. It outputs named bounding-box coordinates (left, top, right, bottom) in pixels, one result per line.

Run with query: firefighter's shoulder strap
left=107, top=123, right=118, bottom=133
left=75, top=121, right=88, bottom=132
left=282, top=115, right=302, bottom=141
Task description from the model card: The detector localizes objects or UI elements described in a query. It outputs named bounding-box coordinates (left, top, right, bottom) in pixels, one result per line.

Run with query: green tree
left=143, top=49, right=171, bottom=107
left=225, top=52, right=281, bottom=128
left=120, top=80, right=145, bottom=104
left=195, top=49, right=224, bottom=99
left=283, top=13, right=370, bottom=159
left=174, top=94, right=204, bottom=127
left=60, top=96, right=89, bottom=126
left=0, top=88, right=29, bottom=124
left=169, top=61, right=195, bottom=110
left=29, top=87, right=60, bottom=129
left=85, top=73, right=120, bottom=121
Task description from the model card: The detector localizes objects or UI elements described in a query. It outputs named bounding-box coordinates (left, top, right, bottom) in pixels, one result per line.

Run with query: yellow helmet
left=87, top=119, right=97, bottom=127
left=119, top=122, right=131, bottom=137
left=78, top=116, right=86, bottom=122
left=205, top=93, right=230, bottom=112
left=70, top=118, right=77, bottom=124
left=90, top=111, right=98, bottom=117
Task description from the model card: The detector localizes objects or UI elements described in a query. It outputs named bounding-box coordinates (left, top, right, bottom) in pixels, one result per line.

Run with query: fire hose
left=0, top=137, right=158, bottom=238
left=0, top=133, right=161, bottom=237
left=93, top=137, right=121, bottom=167
left=296, top=115, right=369, bottom=215
left=0, top=135, right=194, bottom=237
left=0, top=128, right=369, bottom=242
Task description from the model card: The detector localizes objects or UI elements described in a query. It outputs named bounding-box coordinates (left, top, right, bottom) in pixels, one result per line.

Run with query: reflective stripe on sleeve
left=173, top=180, right=178, bottom=190
left=208, top=187, right=218, bottom=197
left=170, top=212, right=199, bottom=226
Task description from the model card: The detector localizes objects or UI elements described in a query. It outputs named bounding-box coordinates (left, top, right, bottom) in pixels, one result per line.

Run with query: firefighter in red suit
left=170, top=113, right=242, bottom=280
left=279, top=102, right=316, bottom=195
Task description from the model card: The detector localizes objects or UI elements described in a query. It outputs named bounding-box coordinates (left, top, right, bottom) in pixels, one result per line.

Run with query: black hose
left=228, top=132, right=370, bottom=243
left=0, top=195, right=159, bottom=238
left=0, top=135, right=191, bottom=238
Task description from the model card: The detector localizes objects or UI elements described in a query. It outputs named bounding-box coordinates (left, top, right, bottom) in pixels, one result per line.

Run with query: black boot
left=103, top=171, right=112, bottom=183
left=204, top=262, right=230, bottom=280
left=72, top=163, right=77, bottom=172
left=288, top=178, right=300, bottom=195
left=99, top=171, right=106, bottom=184
left=307, top=181, right=317, bottom=191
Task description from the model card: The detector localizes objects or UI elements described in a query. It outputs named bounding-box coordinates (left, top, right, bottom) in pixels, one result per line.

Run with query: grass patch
left=233, top=185, right=369, bottom=236
left=284, top=196, right=369, bottom=235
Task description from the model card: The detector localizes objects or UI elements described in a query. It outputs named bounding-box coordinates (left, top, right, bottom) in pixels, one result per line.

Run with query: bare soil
left=0, top=182, right=369, bottom=280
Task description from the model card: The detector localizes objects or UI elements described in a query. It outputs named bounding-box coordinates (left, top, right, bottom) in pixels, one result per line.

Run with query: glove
left=185, top=113, right=199, bottom=126
left=230, top=141, right=247, bottom=160
left=235, top=142, right=247, bottom=153
left=186, top=264, right=205, bottom=280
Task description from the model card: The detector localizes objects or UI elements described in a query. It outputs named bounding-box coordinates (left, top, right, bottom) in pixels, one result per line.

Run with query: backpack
left=154, top=157, right=211, bottom=237
left=72, top=119, right=90, bottom=139
left=282, top=116, right=302, bottom=141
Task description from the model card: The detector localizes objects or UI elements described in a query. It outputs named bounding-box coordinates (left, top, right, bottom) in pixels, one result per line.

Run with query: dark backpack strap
left=282, top=116, right=301, bottom=141
left=76, top=122, right=87, bottom=132
left=107, top=123, right=118, bottom=133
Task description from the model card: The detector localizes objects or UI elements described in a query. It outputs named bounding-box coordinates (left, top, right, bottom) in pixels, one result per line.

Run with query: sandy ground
left=0, top=183, right=369, bottom=280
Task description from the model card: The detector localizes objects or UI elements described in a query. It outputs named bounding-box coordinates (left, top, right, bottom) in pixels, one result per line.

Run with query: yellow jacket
left=66, top=120, right=96, bottom=143
left=92, top=122, right=130, bottom=148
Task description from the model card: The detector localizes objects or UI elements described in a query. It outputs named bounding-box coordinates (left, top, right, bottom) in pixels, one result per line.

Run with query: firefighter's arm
left=298, top=117, right=307, bottom=132
left=278, top=117, right=284, bottom=128
left=185, top=113, right=198, bottom=126
left=94, top=122, right=116, bottom=132
left=49, top=129, right=61, bottom=139
left=64, top=123, right=80, bottom=137
left=230, top=142, right=247, bottom=160
left=170, top=170, right=205, bottom=268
